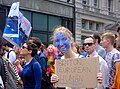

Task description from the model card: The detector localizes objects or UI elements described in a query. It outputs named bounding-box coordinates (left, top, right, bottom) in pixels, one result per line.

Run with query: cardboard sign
left=55, top=57, right=99, bottom=88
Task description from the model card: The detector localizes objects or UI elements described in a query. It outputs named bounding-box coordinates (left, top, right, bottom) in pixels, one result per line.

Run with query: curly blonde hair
left=52, top=26, right=77, bottom=52
left=53, top=26, right=74, bottom=43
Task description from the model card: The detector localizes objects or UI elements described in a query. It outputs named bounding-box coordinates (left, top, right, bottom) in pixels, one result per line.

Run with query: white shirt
left=5, top=48, right=16, bottom=64
left=87, top=51, right=108, bottom=89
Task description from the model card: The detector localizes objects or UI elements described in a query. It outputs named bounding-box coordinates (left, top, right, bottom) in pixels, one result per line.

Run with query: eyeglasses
left=83, top=43, right=94, bottom=46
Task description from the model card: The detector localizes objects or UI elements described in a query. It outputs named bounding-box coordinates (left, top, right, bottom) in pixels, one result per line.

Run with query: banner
left=3, top=2, right=19, bottom=38
left=3, top=2, right=32, bottom=46
left=55, top=57, right=100, bottom=88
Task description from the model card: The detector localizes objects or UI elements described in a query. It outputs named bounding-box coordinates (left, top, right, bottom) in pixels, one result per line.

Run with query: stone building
left=0, top=0, right=74, bottom=46
left=75, top=0, right=120, bottom=44
left=0, top=0, right=120, bottom=45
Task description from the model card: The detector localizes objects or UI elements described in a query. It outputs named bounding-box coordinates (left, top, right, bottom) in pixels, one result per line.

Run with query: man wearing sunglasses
left=84, top=36, right=108, bottom=89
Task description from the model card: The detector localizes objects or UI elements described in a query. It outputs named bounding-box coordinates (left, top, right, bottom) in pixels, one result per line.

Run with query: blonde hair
left=53, top=26, right=76, bottom=52
left=102, top=32, right=115, bottom=45
left=53, top=26, right=74, bottom=43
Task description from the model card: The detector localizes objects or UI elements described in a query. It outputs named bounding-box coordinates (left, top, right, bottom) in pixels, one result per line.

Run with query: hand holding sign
left=54, top=57, right=100, bottom=88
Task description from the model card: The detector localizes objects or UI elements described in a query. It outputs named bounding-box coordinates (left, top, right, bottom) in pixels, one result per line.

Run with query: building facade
left=0, top=0, right=74, bottom=46
left=0, top=0, right=120, bottom=46
left=75, top=0, right=120, bottom=44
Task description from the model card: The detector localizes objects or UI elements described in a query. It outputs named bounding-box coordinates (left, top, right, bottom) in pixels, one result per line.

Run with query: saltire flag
left=3, top=2, right=32, bottom=47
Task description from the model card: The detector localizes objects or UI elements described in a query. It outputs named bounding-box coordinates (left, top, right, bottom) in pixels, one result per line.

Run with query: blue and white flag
left=3, top=2, right=32, bottom=47
left=19, top=12, right=32, bottom=37
left=3, top=2, right=19, bottom=38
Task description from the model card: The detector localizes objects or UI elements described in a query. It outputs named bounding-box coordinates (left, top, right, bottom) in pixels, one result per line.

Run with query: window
left=82, top=0, right=89, bottom=4
left=33, top=13, right=47, bottom=31
left=48, top=34, right=53, bottom=44
left=61, top=18, right=73, bottom=33
left=32, top=33, right=47, bottom=43
left=89, top=21, right=93, bottom=30
left=94, top=0, right=98, bottom=7
left=108, top=0, right=113, bottom=11
left=58, top=0, right=73, bottom=4
left=82, top=19, right=86, bottom=29
left=0, top=7, right=5, bottom=31
left=21, top=10, right=31, bottom=22
left=49, top=16, right=61, bottom=32
left=81, top=35, right=87, bottom=44
left=82, top=0, right=87, bottom=4
left=96, top=23, right=100, bottom=31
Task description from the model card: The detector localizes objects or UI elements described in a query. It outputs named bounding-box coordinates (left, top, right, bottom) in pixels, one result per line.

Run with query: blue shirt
left=21, top=58, right=42, bottom=89
left=96, top=45, right=106, bottom=59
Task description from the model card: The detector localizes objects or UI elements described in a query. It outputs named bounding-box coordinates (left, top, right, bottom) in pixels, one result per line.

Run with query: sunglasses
left=83, top=43, right=94, bottom=46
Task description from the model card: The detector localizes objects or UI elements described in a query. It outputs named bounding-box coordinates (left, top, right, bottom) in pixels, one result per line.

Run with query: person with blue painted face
left=51, top=27, right=81, bottom=89
left=54, top=27, right=78, bottom=59
left=50, top=26, right=103, bottom=89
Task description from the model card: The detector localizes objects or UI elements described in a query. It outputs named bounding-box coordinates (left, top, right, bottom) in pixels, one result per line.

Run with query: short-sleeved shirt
left=87, top=51, right=108, bottom=89
left=105, top=48, right=120, bottom=88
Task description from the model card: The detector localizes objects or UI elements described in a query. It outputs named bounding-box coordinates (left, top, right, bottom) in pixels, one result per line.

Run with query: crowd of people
left=0, top=26, right=120, bottom=89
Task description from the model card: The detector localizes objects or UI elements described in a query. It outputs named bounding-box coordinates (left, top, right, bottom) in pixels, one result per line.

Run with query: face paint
left=55, top=32, right=70, bottom=53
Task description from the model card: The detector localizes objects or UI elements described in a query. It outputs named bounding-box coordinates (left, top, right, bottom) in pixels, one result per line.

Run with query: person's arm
left=51, top=74, right=59, bottom=88
left=40, top=57, right=46, bottom=70
left=110, top=63, right=120, bottom=89
left=110, top=71, right=117, bottom=89
left=33, top=62, right=42, bottom=89
left=0, top=59, right=5, bottom=84
left=99, top=58, right=108, bottom=88
left=14, top=59, right=23, bottom=72
left=51, top=74, right=59, bottom=83
left=113, top=53, right=120, bottom=72
left=115, top=61, right=120, bottom=70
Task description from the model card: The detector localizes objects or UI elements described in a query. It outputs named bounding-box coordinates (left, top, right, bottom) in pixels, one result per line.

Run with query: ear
left=28, top=50, right=32, bottom=54
left=96, top=39, right=98, bottom=43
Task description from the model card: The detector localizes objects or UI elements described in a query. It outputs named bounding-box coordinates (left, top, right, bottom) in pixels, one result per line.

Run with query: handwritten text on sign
left=55, top=57, right=99, bottom=88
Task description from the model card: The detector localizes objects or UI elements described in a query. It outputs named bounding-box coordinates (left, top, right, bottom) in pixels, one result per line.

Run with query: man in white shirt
left=84, top=36, right=108, bottom=89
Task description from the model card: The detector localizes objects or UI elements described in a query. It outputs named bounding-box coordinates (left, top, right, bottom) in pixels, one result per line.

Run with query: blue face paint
left=55, top=32, right=70, bottom=53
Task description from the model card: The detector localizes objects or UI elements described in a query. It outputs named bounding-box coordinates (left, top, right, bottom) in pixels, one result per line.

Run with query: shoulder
left=98, top=56, right=107, bottom=65
left=98, top=45, right=106, bottom=52
left=9, top=50, right=16, bottom=55
left=32, top=58, right=41, bottom=68
left=112, top=49, right=120, bottom=54
left=112, top=49, right=120, bottom=59
left=39, top=52, right=46, bottom=58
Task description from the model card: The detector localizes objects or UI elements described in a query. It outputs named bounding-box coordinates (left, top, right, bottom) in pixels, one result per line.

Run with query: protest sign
left=55, top=57, right=99, bottom=88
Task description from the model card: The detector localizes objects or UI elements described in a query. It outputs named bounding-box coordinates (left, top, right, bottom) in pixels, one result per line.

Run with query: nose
left=86, top=44, right=89, bottom=47
left=59, top=40, right=64, bottom=47
left=100, top=40, right=102, bottom=44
